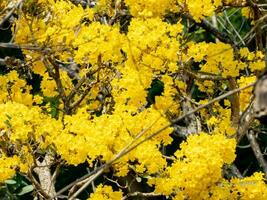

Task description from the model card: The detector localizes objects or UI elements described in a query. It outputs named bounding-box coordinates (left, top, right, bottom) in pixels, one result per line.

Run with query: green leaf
left=5, top=114, right=12, bottom=120
left=3, top=120, right=11, bottom=128
left=17, top=185, right=34, bottom=196
left=4, top=180, right=16, bottom=185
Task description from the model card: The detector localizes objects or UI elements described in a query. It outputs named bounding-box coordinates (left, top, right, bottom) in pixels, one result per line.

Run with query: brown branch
left=228, top=77, right=240, bottom=126
left=27, top=167, right=51, bottom=199
left=66, top=64, right=104, bottom=112
left=0, top=58, right=5, bottom=65
left=223, top=164, right=243, bottom=179
left=222, top=0, right=248, bottom=7
left=69, top=82, right=96, bottom=110
left=68, top=168, right=105, bottom=200
left=46, top=57, right=67, bottom=100
left=183, top=69, right=227, bottom=80
left=0, top=42, right=42, bottom=51
left=53, top=63, right=67, bottom=101
left=236, top=99, right=255, bottom=143
left=122, top=192, right=163, bottom=200
left=44, top=57, right=71, bottom=113
left=66, top=73, right=88, bottom=103
left=247, top=130, right=267, bottom=179
left=250, top=1, right=264, bottom=50
left=33, top=153, right=56, bottom=198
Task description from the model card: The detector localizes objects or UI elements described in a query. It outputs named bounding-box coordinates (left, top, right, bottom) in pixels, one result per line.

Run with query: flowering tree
left=0, top=0, right=267, bottom=199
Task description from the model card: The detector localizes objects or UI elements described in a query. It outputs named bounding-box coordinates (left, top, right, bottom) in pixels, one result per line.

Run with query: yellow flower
left=88, top=185, right=123, bottom=200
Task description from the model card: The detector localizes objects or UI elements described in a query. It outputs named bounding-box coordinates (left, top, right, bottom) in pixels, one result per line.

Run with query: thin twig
left=122, top=192, right=162, bottom=200
left=223, top=10, right=246, bottom=45
left=69, top=82, right=96, bottom=109
left=247, top=130, right=267, bottom=179
left=183, top=69, right=227, bottom=80
left=68, top=168, right=105, bottom=200
left=182, top=13, right=237, bottom=48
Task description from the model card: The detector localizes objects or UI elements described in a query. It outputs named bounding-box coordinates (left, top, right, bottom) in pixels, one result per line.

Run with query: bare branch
left=33, top=153, right=56, bottom=198
left=122, top=192, right=163, bottom=200
left=69, top=82, right=96, bottom=110
left=228, top=77, right=240, bottom=126
left=247, top=130, right=267, bottom=179
left=183, top=69, right=227, bottom=80
left=236, top=99, right=255, bottom=143
left=28, top=168, right=51, bottom=199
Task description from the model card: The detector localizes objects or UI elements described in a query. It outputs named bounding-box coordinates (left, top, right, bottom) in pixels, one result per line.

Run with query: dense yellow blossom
left=148, top=133, right=236, bottom=198
left=54, top=106, right=173, bottom=172
left=0, top=155, right=20, bottom=182
left=111, top=18, right=182, bottom=112
left=239, top=47, right=265, bottom=72
left=0, top=71, right=44, bottom=107
left=41, top=70, right=73, bottom=97
left=88, top=184, right=123, bottom=200
left=125, top=0, right=178, bottom=18
left=180, top=0, right=222, bottom=22
left=237, top=76, right=256, bottom=111
left=230, top=172, right=267, bottom=199
left=187, top=42, right=246, bottom=78
left=73, top=22, right=125, bottom=65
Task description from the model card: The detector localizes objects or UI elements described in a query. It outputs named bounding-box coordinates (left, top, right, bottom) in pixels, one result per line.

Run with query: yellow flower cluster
left=0, top=101, right=60, bottom=144
left=124, top=0, right=178, bottom=18
left=237, top=76, right=256, bottom=111
left=0, top=0, right=7, bottom=10
left=0, top=71, right=41, bottom=106
left=41, top=70, right=73, bottom=97
left=54, top=106, right=172, bottom=174
left=195, top=80, right=215, bottom=94
left=230, top=172, right=267, bottom=199
left=241, top=7, right=253, bottom=19
left=187, top=42, right=246, bottom=77
left=73, top=22, right=125, bottom=65
left=0, top=101, right=63, bottom=181
left=154, top=75, right=180, bottom=115
left=88, top=184, right=123, bottom=200
left=180, top=0, right=222, bottom=22
left=239, top=47, right=265, bottom=72
left=112, top=18, right=182, bottom=112
left=0, top=155, right=19, bottom=183
left=205, top=103, right=236, bottom=136
left=148, top=133, right=236, bottom=199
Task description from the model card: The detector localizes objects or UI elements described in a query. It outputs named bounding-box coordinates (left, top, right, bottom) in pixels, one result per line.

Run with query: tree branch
left=247, top=130, right=267, bottom=179
left=122, top=192, right=163, bottom=200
